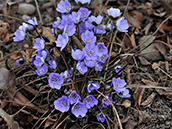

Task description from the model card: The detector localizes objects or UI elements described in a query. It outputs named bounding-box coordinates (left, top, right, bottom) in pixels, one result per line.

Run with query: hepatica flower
left=102, top=94, right=113, bottom=107
left=35, top=65, right=48, bottom=76
left=84, top=58, right=97, bottom=68
left=116, top=17, right=129, bottom=32
left=56, top=0, right=71, bottom=13
left=95, top=63, right=103, bottom=71
left=97, top=42, right=108, bottom=56
left=63, top=23, right=76, bottom=36
left=78, top=7, right=91, bottom=21
left=81, top=30, right=96, bottom=44
left=89, top=15, right=103, bottom=26
left=25, top=17, right=38, bottom=30
left=97, top=54, right=109, bottom=63
left=75, top=0, right=91, bottom=5
left=114, top=66, right=123, bottom=74
left=16, top=58, right=24, bottom=65
left=107, top=7, right=122, bottom=18
left=83, top=95, right=98, bottom=109
left=13, top=25, right=26, bottom=42
left=54, top=96, right=70, bottom=113
left=55, top=33, right=68, bottom=51
left=72, top=101, right=87, bottom=118
left=79, top=22, right=86, bottom=33
left=33, top=56, right=44, bottom=67
left=48, top=73, right=64, bottom=89
left=83, top=43, right=98, bottom=60
left=76, top=61, right=88, bottom=75
left=52, top=17, right=62, bottom=29
left=69, top=11, right=81, bottom=24
left=72, top=48, right=84, bottom=61
left=87, top=81, right=100, bottom=93
left=68, top=90, right=81, bottom=104
left=112, top=77, right=126, bottom=92
left=116, top=88, right=131, bottom=98
left=37, top=49, right=48, bottom=59
left=48, top=60, right=57, bottom=69
left=33, top=37, right=45, bottom=51
left=96, top=113, right=106, bottom=123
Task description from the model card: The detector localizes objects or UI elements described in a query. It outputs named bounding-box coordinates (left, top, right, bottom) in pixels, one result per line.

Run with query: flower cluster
left=13, top=0, right=130, bottom=125
left=112, top=77, right=130, bottom=98
left=54, top=89, right=98, bottom=118
left=13, top=17, right=38, bottom=42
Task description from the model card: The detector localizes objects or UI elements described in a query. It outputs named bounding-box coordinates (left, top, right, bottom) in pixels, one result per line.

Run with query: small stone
left=122, top=99, right=131, bottom=108
left=24, top=44, right=29, bottom=48
left=22, top=15, right=30, bottom=20
left=17, top=3, right=36, bottom=15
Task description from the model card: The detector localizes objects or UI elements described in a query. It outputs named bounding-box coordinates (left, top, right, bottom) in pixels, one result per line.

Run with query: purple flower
left=76, top=61, right=88, bottom=75
left=68, top=90, right=81, bottom=104
left=58, top=15, right=73, bottom=30
left=51, top=28, right=57, bottom=36
left=87, top=81, right=100, bottom=93
left=35, top=65, right=48, bottom=76
left=60, top=69, right=71, bottom=82
left=97, top=54, right=109, bottom=63
left=13, top=25, right=26, bottom=42
left=33, top=37, right=45, bottom=51
left=48, top=72, right=64, bottom=89
left=55, top=33, right=68, bottom=51
left=25, top=17, right=38, bottom=30
left=33, top=56, right=44, bottom=67
left=75, top=0, right=91, bottom=5
left=116, top=87, right=131, bottom=98
left=83, top=95, right=98, bottom=109
left=83, top=43, right=98, bottom=60
left=107, top=8, right=122, bottom=18
left=16, top=58, right=24, bottom=65
left=69, top=11, right=81, bottom=24
left=56, top=0, right=71, bottom=13
left=54, top=96, right=70, bottom=113
left=114, top=66, right=123, bottom=74
left=97, top=42, right=108, bottom=56
left=63, top=23, right=76, bottom=36
left=95, top=63, right=103, bottom=71
left=72, top=48, right=84, bottom=61
left=102, top=94, right=113, bottom=107
left=78, top=7, right=91, bottom=21
left=71, top=101, right=87, bottom=118
left=96, top=113, right=106, bottom=123
left=85, top=20, right=94, bottom=30
left=89, top=15, right=103, bottom=25
left=48, top=60, right=57, bottom=69
left=112, top=77, right=126, bottom=92
left=84, top=58, right=97, bottom=68
left=37, top=49, right=48, bottom=59
left=103, top=23, right=114, bottom=31
left=52, top=17, right=62, bottom=29
left=79, top=22, right=86, bottom=33
left=116, top=17, right=129, bottom=32
left=94, top=25, right=106, bottom=34
left=81, top=30, right=96, bottom=44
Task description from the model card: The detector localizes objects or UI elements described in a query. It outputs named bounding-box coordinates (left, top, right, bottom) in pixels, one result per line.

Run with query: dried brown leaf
left=26, top=47, right=35, bottom=63
left=0, top=20, right=11, bottom=43
left=141, top=92, right=157, bottom=106
left=10, top=50, right=22, bottom=60
left=42, top=26, right=56, bottom=43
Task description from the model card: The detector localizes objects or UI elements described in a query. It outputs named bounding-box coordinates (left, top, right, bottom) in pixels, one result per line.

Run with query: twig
left=34, top=0, right=43, bottom=25
left=55, top=115, right=70, bottom=129
left=95, top=89, right=123, bottom=129
left=124, top=0, right=131, bottom=15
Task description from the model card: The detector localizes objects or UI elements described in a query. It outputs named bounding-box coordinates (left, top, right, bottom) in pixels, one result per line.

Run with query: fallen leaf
left=128, top=10, right=143, bottom=26
left=10, top=50, right=22, bottom=60
left=141, top=92, right=157, bottom=106
left=131, top=33, right=137, bottom=48
left=122, top=99, right=131, bottom=108
left=26, top=47, right=35, bottom=63
left=42, top=26, right=56, bottom=43
left=125, top=120, right=138, bottom=129
left=45, top=118, right=57, bottom=128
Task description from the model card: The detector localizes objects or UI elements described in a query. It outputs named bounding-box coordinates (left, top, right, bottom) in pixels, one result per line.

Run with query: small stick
left=34, top=0, right=43, bottom=25
left=95, top=89, right=123, bottom=129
